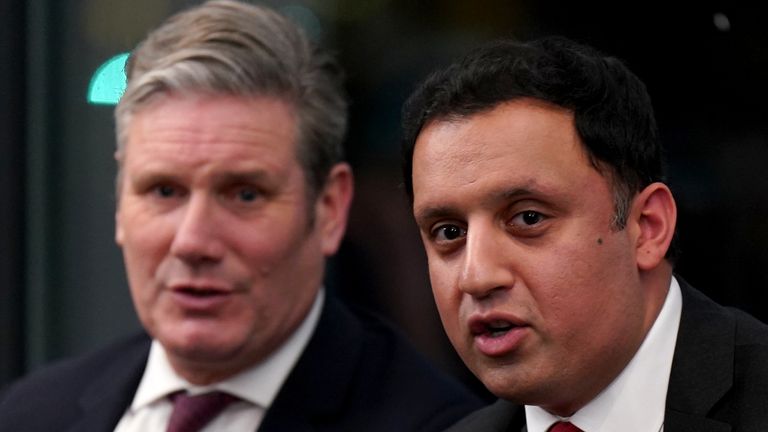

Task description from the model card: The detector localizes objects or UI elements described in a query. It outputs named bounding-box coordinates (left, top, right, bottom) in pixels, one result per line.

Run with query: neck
left=639, top=262, right=673, bottom=332
left=543, top=266, right=673, bottom=417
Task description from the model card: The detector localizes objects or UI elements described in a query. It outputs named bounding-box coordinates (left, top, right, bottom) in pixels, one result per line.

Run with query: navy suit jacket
left=0, top=297, right=484, bottom=431
left=443, top=279, right=768, bottom=432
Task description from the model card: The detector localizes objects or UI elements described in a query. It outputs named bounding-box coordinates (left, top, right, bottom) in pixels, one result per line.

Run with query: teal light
left=87, top=52, right=129, bottom=105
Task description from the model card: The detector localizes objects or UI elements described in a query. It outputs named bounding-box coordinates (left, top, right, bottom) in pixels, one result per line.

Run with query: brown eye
left=434, top=224, right=467, bottom=242
left=509, top=210, right=547, bottom=233
left=521, top=211, right=543, bottom=225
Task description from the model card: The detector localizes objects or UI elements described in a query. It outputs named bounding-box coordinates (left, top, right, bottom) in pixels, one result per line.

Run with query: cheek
left=427, top=260, right=451, bottom=301
left=119, top=214, right=176, bottom=298
left=428, top=264, right=461, bottom=327
left=123, top=227, right=171, bottom=273
left=525, top=246, right=602, bottom=328
left=430, top=284, right=454, bottom=321
left=535, top=241, right=635, bottom=339
left=227, top=213, right=305, bottom=266
left=119, top=202, right=173, bottom=249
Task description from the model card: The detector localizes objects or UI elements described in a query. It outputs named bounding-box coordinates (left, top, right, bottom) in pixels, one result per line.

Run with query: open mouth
left=175, top=287, right=227, bottom=297
left=486, top=320, right=516, bottom=337
left=470, top=319, right=520, bottom=338
left=469, top=316, right=529, bottom=356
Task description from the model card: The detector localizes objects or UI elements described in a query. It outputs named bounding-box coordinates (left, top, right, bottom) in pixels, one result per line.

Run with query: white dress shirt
left=525, top=277, right=683, bottom=432
left=114, top=289, right=325, bottom=432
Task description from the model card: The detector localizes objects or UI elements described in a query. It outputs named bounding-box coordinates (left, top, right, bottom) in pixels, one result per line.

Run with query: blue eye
left=226, top=184, right=263, bottom=204
left=155, top=184, right=176, bottom=198
left=238, top=187, right=258, bottom=202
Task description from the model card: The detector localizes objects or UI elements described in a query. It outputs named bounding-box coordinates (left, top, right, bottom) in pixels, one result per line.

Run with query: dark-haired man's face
left=411, top=98, right=653, bottom=415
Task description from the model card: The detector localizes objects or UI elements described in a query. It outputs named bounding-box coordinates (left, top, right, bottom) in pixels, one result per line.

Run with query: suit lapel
left=664, top=410, right=730, bottom=432
left=258, top=298, right=365, bottom=432
left=445, top=399, right=525, bottom=432
left=452, top=280, right=736, bottom=432
left=664, top=279, right=732, bottom=432
left=67, top=335, right=150, bottom=432
left=59, top=301, right=361, bottom=432
left=498, top=401, right=526, bottom=432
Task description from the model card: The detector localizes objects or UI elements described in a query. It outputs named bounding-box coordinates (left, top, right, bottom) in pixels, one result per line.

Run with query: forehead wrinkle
left=129, top=95, right=297, bottom=156
left=137, top=126, right=293, bottom=153
left=126, top=122, right=294, bottom=175
left=125, top=146, right=290, bottom=191
left=442, top=138, right=500, bottom=177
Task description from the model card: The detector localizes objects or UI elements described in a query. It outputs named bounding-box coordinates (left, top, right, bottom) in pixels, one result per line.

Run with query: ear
left=630, top=182, right=677, bottom=271
left=315, top=163, right=354, bottom=256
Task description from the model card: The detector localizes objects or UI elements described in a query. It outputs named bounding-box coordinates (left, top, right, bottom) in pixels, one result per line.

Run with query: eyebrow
left=494, top=186, right=538, bottom=203
left=129, top=170, right=181, bottom=189
left=414, top=185, right=539, bottom=224
left=413, top=205, right=458, bottom=225
left=130, top=168, right=273, bottom=189
left=212, top=170, right=271, bottom=185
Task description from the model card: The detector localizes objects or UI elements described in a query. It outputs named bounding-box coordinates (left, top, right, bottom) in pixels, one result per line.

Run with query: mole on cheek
left=597, top=238, right=603, bottom=245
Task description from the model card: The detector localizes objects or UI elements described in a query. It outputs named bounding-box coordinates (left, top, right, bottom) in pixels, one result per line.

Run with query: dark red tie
left=166, top=391, right=238, bottom=432
left=549, top=421, right=584, bottom=432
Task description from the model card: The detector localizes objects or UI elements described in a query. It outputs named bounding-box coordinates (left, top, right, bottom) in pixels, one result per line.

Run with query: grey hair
left=114, top=0, right=348, bottom=197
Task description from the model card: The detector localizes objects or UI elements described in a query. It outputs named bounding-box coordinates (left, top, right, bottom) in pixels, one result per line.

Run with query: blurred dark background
left=2, top=0, right=767, bottom=398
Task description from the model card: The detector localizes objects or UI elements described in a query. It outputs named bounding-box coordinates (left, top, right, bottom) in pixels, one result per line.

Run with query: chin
left=479, top=375, right=516, bottom=399
left=471, top=361, right=529, bottom=400
left=160, top=324, right=248, bottom=360
left=170, top=336, right=247, bottom=364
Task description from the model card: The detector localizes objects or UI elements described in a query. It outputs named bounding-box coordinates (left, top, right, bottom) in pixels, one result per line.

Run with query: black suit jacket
left=0, top=297, right=484, bottom=431
left=443, top=279, right=768, bottom=432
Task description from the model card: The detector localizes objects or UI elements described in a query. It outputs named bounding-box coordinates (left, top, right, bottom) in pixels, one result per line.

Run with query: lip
left=167, top=280, right=235, bottom=312
left=468, top=313, right=529, bottom=357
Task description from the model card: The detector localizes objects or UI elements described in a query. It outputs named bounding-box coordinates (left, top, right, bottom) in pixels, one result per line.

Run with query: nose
left=170, top=194, right=225, bottom=265
left=458, top=222, right=515, bottom=298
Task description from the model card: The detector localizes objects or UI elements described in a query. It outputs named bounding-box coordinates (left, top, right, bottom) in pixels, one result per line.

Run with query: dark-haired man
left=0, top=1, right=483, bottom=430
left=401, top=36, right=768, bottom=431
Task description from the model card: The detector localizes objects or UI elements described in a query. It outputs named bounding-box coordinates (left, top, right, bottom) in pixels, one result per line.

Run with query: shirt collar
left=526, top=277, right=682, bottom=432
left=129, top=289, right=325, bottom=411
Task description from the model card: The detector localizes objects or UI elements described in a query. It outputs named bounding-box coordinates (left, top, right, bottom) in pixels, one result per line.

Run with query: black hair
left=402, top=36, right=667, bottom=232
